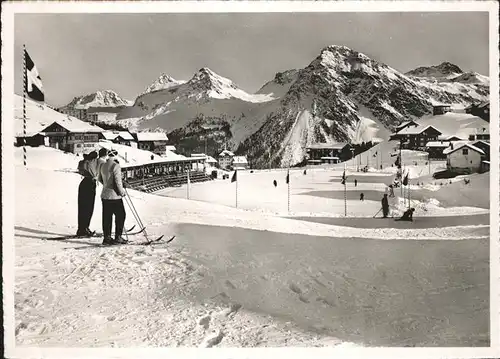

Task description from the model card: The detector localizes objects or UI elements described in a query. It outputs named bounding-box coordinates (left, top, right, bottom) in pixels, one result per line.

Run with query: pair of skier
left=76, top=147, right=128, bottom=245
left=380, top=193, right=414, bottom=221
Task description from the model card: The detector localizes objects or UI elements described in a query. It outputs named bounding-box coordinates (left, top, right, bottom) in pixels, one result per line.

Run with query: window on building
left=468, top=135, right=475, bottom=141
left=462, top=148, right=468, bottom=155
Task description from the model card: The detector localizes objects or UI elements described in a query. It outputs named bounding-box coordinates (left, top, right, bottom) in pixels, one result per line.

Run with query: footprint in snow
left=198, top=314, right=211, bottom=330
left=199, top=329, right=224, bottom=348
left=224, top=280, right=236, bottom=289
left=289, top=283, right=302, bottom=294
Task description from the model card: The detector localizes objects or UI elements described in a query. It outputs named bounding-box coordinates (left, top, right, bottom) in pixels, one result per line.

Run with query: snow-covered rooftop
left=43, top=118, right=103, bottom=134
left=396, top=125, right=442, bottom=136
left=219, top=150, right=235, bottom=157
left=135, top=132, right=168, bottom=142
left=97, top=140, right=189, bottom=168
left=233, top=156, right=248, bottom=164
left=443, top=143, right=485, bottom=156
left=14, top=94, right=103, bottom=136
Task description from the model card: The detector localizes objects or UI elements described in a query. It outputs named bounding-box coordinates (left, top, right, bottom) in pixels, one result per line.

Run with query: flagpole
left=23, top=44, right=27, bottom=167
left=235, top=171, right=238, bottom=208
left=187, top=168, right=190, bottom=200
left=408, top=178, right=411, bottom=210
left=344, top=162, right=347, bottom=217
left=287, top=169, right=290, bottom=214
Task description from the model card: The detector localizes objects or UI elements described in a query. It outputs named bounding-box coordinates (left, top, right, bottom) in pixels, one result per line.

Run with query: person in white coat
left=98, top=149, right=127, bottom=245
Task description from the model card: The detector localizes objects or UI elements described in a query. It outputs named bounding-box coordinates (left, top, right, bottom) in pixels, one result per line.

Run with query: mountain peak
left=405, top=62, right=463, bottom=78
left=64, top=90, right=131, bottom=109
left=141, top=73, right=185, bottom=95
left=188, top=67, right=238, bottom=92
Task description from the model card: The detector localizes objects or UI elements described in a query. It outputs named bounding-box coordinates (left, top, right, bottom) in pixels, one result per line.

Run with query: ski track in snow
left=12, top=147, right=491, bottom=348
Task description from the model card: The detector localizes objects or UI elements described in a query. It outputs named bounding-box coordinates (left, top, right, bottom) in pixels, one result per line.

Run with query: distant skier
left=98, top=149, right=127, bottom=245
left=381, top=193, right=390, bottom=218
left=360, top=193, right=364, bottom=201
left=396, top=208, right=415, bottom=222
left=273, top=179, right=277, bottom=188
left=303, top=169, right=307, bottom=175
left=354, top=179, right=358, bottom=187
left=76, top=151, right=98, bottom=237
left=388, top=184, right=395, bottom=197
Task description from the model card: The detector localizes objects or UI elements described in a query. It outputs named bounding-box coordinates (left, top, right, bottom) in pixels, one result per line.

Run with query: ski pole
left=123, top=194, right=143, bottom=230
left=123, top=193, right=150, bottom=241
left=373, top=207, right=382, bottom=218
left=123, top=186, right=145, bottom=230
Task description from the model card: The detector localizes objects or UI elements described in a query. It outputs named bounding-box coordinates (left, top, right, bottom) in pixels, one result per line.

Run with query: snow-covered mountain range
left=61, top=90, right=132, bottom=110
left=60, top=45, right=489, bottom=168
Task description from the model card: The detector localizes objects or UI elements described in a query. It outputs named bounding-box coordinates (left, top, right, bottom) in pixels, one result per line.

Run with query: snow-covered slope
left=238, top=46, right=489, bottom=168
left=12, top=147, right=489, bottom=348
left=116, top=67, right=278, bottom=150
left=256, top=69, right=299, bottom=98
left=14, top=94, right=103, bottom=137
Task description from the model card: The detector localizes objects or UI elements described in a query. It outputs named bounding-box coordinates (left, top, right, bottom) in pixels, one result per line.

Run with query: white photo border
left=2, top=1, right=499, bottom=358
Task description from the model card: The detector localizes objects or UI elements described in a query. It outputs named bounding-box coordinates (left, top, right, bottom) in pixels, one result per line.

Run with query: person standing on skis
left=98, top=149, right=127, bottom=245
left=76, top=151, right=98, bottom=237
left=96, top=147, right=108, bottom=181
left=381, top=193, right=390, bottom=218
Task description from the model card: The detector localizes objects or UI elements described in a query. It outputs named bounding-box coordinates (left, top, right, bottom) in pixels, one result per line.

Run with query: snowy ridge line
left=173, top=220, right=488, bottom=241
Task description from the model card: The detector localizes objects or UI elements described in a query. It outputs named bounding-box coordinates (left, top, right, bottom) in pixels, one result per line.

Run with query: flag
left=341, top=170, right=346, bottom=185
left=373, top=151, right=377, bottom=158
left=24, top=49, right=44, bottom=102
left=231, top=170, right=237, bottom=183
left=402, top=173, right=409, bottom=186
left=286, top=170, right=290, bottom=184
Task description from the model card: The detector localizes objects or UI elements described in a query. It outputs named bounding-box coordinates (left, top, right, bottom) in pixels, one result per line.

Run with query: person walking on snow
left=98, top=149, right=127, bottom=245
left=354, top=179, right=358, bottom=187
left=381, top=193, right=390, bottom=218
left=360, top=193, right=364, bottom=201
left=76, top=151, right=98, bottom=237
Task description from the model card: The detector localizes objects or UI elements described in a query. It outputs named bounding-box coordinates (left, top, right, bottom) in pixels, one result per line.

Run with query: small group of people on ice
left=76, top=147, right=128, bottom=245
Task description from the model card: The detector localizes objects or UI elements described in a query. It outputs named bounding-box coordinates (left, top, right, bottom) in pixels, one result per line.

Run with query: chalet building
left=191, top=153, right=217, bottom=167
left=433, top=104, right=452, bottom=116
left=466, top=127, right=490, bottom=141
left=306, top=143, right=352, bottom=165
left=390, top=125, right=442, bottom=150
left=471, top=140, right=490, bottom=161
left=465, top=101, right=490, bottom=122
left=425, top=141, right=450, bottom=159
left=100, top=131, right=136, bottom=146
left=38, top=120, right=103, bottom=154
left=218, top=150, right=235, bottom=169
left=232, top=156, right=249, bottom=170
left=134, top=132, right=169, bottom=155
left=443, top=143, right=485, bottom=174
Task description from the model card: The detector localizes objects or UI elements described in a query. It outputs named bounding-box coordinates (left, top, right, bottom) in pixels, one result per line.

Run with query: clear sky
left=14, top=12, right=489, bottom=107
